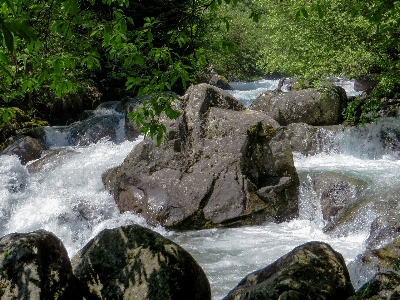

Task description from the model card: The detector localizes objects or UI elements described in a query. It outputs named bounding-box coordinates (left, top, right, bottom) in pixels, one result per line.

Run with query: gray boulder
left=348, top=237, right=400, bottom=290
left=313, top=173, right=366, bottom=222
left=354, top=76, right=377, bottom=92
left=209, top=74, right=233, bottom=90
left=284, top=123, right=342, bottom=156
left=26, top=148, right=78, bottom=174
left=223, top=241, right=354, bottom=300
left=67, top=115, right=120, bottom=146
left=103, top=84, right=299, bottom=229
left=366, top=215, right=400, bottom=251
left=250, top=86, right=348, bottom=126
left=0, top=135, right=48, bottom=165
left=71, top=225, right=211, bottom=300
left=0, top=230, right=82, bottom=299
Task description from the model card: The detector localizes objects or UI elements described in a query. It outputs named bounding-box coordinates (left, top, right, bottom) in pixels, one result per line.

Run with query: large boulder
left=71, top=225, right=211, bottom=300
left=249, top=86, right=348, bottom=126
left=0, top=230, right=82, bottom=299
left=366, top=215, right=400, bottom=251
left=103, top=84, right=299, bottom=229
left=0, top=135, right=48, bottom=165
left=348, top=237, right=400, bottom=290
left=223, top=241, right=355, bottom=300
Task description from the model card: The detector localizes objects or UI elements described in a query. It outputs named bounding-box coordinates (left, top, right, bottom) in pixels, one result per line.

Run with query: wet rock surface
left=284, top=123, right=341, bottom=156
left=0, top=230, right=81, bottom=300
left=223, top=241, right=355, bottom=300
left=103, top=84, right=299, bottom=229
left=0, top=136, right=48, bottom=165
left=348, top=237, right=400, bottom=290
left=313, top=173, right=367, bottom=222
left=250, top=86, right=348, bottom=126
left=71, top=225, right=211, bottom=300
left=366, top=215, right=400, bottom=251
left=349, top=271, right=400, bottom=300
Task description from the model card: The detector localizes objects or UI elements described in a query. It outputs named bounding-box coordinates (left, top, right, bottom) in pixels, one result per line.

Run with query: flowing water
left=0, top=79, right=396, bottom=299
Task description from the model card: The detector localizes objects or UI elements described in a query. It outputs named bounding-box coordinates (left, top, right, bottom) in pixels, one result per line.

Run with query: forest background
left=0, top=0, right=399, bottom=143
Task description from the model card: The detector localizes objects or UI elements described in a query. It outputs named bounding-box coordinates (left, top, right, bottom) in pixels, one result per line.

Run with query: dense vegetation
left=1, top=0, right=399, bottom=139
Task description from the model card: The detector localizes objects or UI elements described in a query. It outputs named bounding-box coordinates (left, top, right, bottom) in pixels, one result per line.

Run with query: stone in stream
left=0, top=230, right=82, bottom=299
left=348, top=271, right=400, bottom=300
left=249, top=86, right=348, bottom=126
left=103, top=83, right=300, bottom=229
left=71, top=225, right=211, bottom=300
left=222, top=241, right=355, bottom=300
left=313, top=173, right=367, bottom=223
left=67, top=114, right=121, bottom=146
left=348, top=237, right=400, bottom=290
left=366, top=215, right=400, bottom=251
left=0, top=135, right=48, bottom=165
left=284, top=123, right=342, bottom=156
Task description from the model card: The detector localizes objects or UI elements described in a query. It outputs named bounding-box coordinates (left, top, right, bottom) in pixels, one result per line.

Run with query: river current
left=0, top=79, right=394, bottom=299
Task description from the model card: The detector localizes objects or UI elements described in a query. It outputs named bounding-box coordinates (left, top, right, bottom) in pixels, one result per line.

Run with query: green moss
left=3, top=250, right=8, bottom=259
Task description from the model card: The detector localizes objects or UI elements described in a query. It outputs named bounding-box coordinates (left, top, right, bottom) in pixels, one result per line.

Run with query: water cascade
left=0, top=79, right=397, bottom=298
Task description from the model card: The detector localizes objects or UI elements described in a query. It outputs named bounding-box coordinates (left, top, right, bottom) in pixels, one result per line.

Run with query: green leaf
left=148, top=31, right=153, bottom=42
left=0, top=62, right=11, bottom=77
left=0, top=53, right=8, bottom=64
left=2, top=25, right=14, bottom=53
left=2, top=110, right=9, bottom=122
left=5, top=0, right=15, bottom=15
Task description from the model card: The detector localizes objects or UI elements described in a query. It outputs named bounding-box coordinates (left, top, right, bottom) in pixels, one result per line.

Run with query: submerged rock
left=0, top=230, right=81, bottom=299
left=223, top=241, right=354, bottom=300
left=26, top=148, right=78, bottom=174
left=348, top=237, right=400, bottom=290
left=250, top=86, right=348, bottom=126
left=349, top=271, right=400, bottom=300
left=103, top=84, right=299, bottom=229
left=0, top=135, right=48, bottom=165
left=71, top=225, right=211, bottom=300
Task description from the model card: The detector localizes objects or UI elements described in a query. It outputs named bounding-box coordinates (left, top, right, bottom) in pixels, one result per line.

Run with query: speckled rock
left=103, top=84, right=299, bottom=229
left=366, top=215, right=400, bottom=251
left=0, top=230, right=82, bottom=299
left=0, top=136, right=48, bottom=165
left=348, top=237, right=400, bottom=290
left=223, top=241, right=355, bottom=300
left=349, top=271, right=400, bottom=300
left=250, top=87, right=348, bottom=126
left=71, top=225, right=211, bottom=300
left=313, top=173, right=367, bottom=222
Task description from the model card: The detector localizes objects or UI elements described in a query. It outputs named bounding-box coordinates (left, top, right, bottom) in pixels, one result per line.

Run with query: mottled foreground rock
left=71, top=225, right=211, bottom=300
left=103, top=84, right=299, bottom=229
left=0, top=136, right=48, bottom=165
left=0, top=230, right=81, bottom=299
left=223, top=241, right=354, bottom=300
left=366, top=215, right=400, bottom=251
left=348, top=237, right=400, bottom=290
left=250, top=86, right=347, bottom=126
left=349, top=271, right=400, bottom=300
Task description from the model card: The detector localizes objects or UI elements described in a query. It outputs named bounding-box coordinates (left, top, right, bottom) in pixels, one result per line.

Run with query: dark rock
left=354, top=76, right=377, bottom=92
left=348, top=237, right=400, bottom=290
left=313, top=173, right=366, bottom=222
left=26, top=148, right=78, bottom=174
left=103, top=83, right=299, bottom=229
left=366, top=215, right=400, bottom=251
left=0, top=230, right=82, bottom=299
left=0, top=136, right=48, bottom=164
left=71, top=225, right=211, bottom=300
left=250, top=86, right=348, bottom=126
left=124, top=95, right=151, bottom=140
left=223, top=241, right=355, bottom=300
left=284, top=123, right=341, bottom=156
left=352, top=271, right=400, bottom=300
left=209, top=74, right=233, bottom=90
left=78, top=110, right=95, bottom=121
left=67, top=115, right=121, bottom=146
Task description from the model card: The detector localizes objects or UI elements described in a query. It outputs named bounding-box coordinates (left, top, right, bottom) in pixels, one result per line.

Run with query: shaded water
left=0, top=79, right=396, bottom=299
